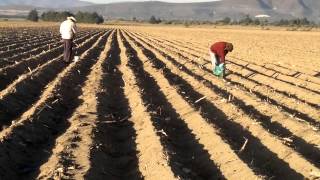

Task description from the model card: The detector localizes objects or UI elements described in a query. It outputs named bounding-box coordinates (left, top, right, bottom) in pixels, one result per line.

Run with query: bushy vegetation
left=149, top=15, right=162, bottom=24
left=41, top=11, right=73, bottom=22
left=74, top=11, right=104, bottom=24
left=143, top=14, right=317, bottom=27
left=273, top=18, right=314, bottom=26
left=217, top=15, right=316, bottom=27
left=27, top=9, right=39, bottom=22
left=41, top=11, right=104, bottom=24
left=148, top=18, right=214, bottom=25
left=110, top=14, right=319, bottom=29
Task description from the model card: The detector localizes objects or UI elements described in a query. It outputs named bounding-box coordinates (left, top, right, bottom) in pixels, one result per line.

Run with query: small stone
left=67, top=166, right=75, bottom=170
left=56, top=167, right=63, bottom=173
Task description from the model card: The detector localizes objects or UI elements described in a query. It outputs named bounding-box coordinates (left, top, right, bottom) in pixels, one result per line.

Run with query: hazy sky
left=85, top=0, right=218, bottom=4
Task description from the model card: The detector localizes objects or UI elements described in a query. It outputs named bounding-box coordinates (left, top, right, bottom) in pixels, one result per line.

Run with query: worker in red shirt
left=209, top=42, right=233, bottom=78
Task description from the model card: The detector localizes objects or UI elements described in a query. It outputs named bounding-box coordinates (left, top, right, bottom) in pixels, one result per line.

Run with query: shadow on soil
left=125, top=31, right=305, bottom=179
left=0, top=31, right=109, bottom=180
left=121, top=31, right=225, bottom=180
left=85, top=31, right=142, bottom=180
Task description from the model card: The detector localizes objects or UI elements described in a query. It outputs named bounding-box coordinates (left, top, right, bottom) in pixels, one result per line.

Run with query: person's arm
left=72, top=23, right=77, bottom=35
left=59, top=23, right=63, bottom=35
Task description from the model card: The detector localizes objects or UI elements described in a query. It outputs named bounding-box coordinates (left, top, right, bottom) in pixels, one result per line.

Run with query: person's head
left=67, top=16, right=77, bottom=23
left=225, top=42, right=233, bottom=52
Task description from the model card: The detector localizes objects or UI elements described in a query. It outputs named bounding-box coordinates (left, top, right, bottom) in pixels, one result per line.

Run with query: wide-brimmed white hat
left=67, top=16, right=77, bottom=22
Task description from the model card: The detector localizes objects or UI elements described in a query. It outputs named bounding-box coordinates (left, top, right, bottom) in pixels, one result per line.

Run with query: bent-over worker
left=209, top=42, right=233, bottom=78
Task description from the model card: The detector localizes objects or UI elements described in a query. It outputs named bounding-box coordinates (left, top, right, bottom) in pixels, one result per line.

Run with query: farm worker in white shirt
left=60, top=16, right=77, bottom=63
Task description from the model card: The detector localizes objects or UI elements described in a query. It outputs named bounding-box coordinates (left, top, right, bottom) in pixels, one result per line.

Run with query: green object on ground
left=213, top=63, right=225, bottom=77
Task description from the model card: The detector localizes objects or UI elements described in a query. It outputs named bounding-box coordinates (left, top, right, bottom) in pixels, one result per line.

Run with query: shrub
left=149, top=15, right=161, bottom=24
left=27, top=9, right=39, bottom=22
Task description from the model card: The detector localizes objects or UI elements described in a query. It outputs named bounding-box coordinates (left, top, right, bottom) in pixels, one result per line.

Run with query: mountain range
left=0, top=0, right=319, bottom=22
left=0, top=0, right=92, bottom=8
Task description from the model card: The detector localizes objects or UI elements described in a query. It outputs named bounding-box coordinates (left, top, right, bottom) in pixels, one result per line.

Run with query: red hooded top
left=210, top=42, right=228, bottom=63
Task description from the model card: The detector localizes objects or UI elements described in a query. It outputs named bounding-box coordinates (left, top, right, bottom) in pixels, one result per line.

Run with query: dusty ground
left=0, top=24, right=319, bottom=180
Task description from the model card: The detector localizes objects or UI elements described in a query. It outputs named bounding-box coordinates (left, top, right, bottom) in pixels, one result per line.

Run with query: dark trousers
left=63, top=39, right=73, bottom=63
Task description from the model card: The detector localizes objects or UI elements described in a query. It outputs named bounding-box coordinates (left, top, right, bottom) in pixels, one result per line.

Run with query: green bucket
left=213, top=65, right=224, bottom=77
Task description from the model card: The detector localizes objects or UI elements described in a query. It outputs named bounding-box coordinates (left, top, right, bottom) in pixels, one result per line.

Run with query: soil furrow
left=117, top=30, right=176, bottom=179
left=0, top=31, right=93, bottom=69
left=0, top=34, right=58, bottom=53
left=127, top=32, right=320, bottom=169
left=133, top=32, right=320, bottom=124
left=130, top=32, right=320, bottom=167
left=0, top=30, right=88, bottom=50
left=122, top=31, right=260, bottom=180
left=228, top=56, right=320, bottom=88
left=37, top=30, right=115, bottom=180
left=142, top=35, right=320, bottom=128
left=0, top=37, right=59, bottom=59
left=120, top=31, right=227, bottom=179
left=0, top=25, right=318, bottom=180
left=0, top=31, right=110, bottom=130
left=126, top=30, right=317, bottom=179
left=141, top=34, right=320, bottom=105
left=160, top=36, right=320, bottom=89
left=85, top=30, right=143, bottom=179
left=0, top=30, right=90, bottom=66
left=0, top=28, right=61, bottom=49
left=227, top=62, right=320, bottom=99
left=0, top=31, right=110, bottom=180
left=0, top=31, right=103, bottom=91
left=181, top=38, right=320, bottom=85
left=168, top=37, right=320, bottom=85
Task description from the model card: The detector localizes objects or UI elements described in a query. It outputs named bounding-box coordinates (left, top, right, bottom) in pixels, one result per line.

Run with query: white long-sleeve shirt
left=60, top=19, right=77, bottom=40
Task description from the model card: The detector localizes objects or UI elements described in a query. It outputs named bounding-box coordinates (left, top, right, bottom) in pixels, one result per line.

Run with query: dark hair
left=226, top=43, right=233, bottom=52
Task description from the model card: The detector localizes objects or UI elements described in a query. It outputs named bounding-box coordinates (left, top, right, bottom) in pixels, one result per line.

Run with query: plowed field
left=0, top=25, right=319, bottom=180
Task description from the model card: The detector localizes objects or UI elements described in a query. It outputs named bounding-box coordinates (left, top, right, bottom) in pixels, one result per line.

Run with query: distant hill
left=0, top=0, right=319, bottom=22
left=0, top=0, right=93, bottom=8
left=66, top=0, right=320, bottom=22
left=0, top=5, right=38, bottom=17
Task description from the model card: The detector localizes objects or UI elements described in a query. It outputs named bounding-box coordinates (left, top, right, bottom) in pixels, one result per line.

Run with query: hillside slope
left=67, top=0, right=319, bottom=21
left=0, top=0, right=92, bottom=8
left=0, top=0, right=319, bottom=21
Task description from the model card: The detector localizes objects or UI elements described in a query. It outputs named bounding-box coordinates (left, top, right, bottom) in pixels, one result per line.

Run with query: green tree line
left=27, top=9, right=39, bottom=22
left=216, top=15, right=316, bottom=27
left=140, top=15, right=318, bottom=27
left=27, top=9, right=104, bottom=24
